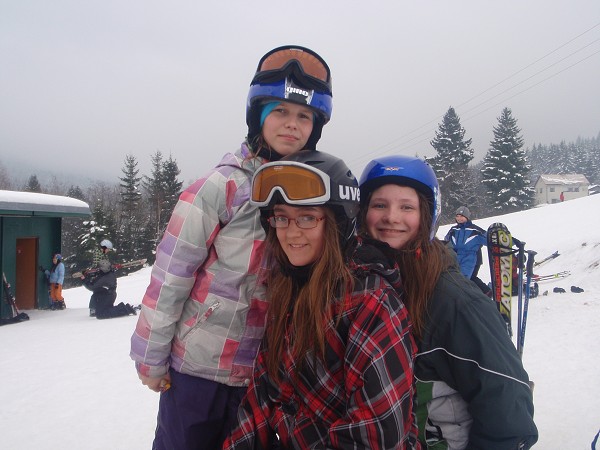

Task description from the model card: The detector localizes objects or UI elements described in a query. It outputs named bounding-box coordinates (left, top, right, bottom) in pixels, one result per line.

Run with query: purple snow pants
left=152, top=368, right=248, bottom=450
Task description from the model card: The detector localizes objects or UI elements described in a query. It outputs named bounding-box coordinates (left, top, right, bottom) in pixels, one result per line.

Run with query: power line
left=462, top=48, right=600, bottom=123
left=462, top=38, right=600, bottom=118
left=456, top=22, right=600, bottom=109
left=347, top=22, right=600, bottom=169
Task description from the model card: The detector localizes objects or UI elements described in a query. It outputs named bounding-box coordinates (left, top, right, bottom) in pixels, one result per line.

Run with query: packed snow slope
left=0, top=194, right=598, bottom=449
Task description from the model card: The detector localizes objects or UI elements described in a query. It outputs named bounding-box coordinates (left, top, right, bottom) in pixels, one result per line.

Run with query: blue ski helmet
left=359, top=155, right=441, bottom=240
left=246, top=45, right=333, bottom=151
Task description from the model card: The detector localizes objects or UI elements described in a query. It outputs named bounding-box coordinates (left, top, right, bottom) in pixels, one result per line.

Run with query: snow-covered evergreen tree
left=584, top=138, right=600, bottom=185
left=481, top=107, right=534, bottom=214
left=24, top=174, right=42, bottom=192
left=61, top=185, right=88, bottom=286
left=143, top=151, right=165, bottom=243
left=0, top=162, right=13, bottom=190
left=118, top=155, right=143, bottom=261
left=142, top=151, right=183, bottom=245
left=139, top=217, right=158, bottom=265
left=429, top=106, right=474, bottom=223
left=159, top=154, right=183, bottom=234
left=79, top=203, right=115, bottom=267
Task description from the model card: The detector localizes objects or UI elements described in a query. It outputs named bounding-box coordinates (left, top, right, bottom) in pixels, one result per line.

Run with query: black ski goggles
left=251, top=161, right=331, bottom=207
left=253, top=46, right=332, bottom=92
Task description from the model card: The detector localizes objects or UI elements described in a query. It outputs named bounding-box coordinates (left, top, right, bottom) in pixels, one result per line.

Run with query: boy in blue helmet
left=358, top=155, right=537, bottom=450
left=130, top=45, right=334, bottom=450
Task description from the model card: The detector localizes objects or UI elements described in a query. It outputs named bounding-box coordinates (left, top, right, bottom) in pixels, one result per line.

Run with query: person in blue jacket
left=445, top=206, right=491, bottom=296
left=44, top=253, right=66, bottom=310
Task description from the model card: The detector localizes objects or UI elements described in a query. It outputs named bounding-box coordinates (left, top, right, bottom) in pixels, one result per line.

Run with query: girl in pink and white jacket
left=130, top=45, right=334, bottom=450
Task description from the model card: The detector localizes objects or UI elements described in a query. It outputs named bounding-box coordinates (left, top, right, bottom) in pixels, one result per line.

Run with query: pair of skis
left=71, top=258, right=147, bottom=279
left=533, top=250, right=559, bottom=267
left=1, top=273, right=30, bottom=325
left=487, top=223, right=536, bottom=358
left=532, top=271, right=570, bottom=282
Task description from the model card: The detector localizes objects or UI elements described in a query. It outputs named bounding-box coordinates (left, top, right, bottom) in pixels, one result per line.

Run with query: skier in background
left=445, top=206, right=492, bottom=296
left=81, top=260, right=136, bottom=319
left=44, top=253, right=66, bottom=310
left=85, top=239, right=114, bottom=317
left=93, top=239, right=113, bottom=266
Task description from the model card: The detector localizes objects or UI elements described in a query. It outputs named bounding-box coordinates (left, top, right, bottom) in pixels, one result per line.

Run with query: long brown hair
left=262, top=207, right=352, bottom=380
left=360, top=190, right=456, bottom=340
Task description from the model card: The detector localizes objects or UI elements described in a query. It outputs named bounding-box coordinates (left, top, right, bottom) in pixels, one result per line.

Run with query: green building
left=0, top=190, right=90, bottom=318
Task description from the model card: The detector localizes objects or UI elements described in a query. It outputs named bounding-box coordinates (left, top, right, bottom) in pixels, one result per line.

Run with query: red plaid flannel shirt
left=224, top=256, right=420, bottom=449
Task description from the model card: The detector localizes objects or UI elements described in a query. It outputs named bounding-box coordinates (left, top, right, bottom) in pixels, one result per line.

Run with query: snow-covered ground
left=1, top=195, right=599, bottom=449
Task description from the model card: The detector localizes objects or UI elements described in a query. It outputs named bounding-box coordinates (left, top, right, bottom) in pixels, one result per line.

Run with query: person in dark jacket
left=359, top=155, right=538, bottom=450
left=83, top=260, right=136, bottom=319
left=445, top=206, right=492, bottom=296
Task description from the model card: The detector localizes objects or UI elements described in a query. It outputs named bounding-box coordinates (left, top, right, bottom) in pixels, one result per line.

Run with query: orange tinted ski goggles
left=254, top=46, right=332, bottom=92
left=251, top=162, right=331, bottom=207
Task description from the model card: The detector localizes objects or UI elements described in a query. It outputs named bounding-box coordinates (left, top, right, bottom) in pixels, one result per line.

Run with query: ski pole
left=513, top=239, right=525, bottom=354
left=519, top=250, right=537, bottom=359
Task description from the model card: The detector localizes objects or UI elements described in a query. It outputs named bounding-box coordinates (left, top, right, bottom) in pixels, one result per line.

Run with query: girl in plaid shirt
left=224, top=151, right=420, bottom=449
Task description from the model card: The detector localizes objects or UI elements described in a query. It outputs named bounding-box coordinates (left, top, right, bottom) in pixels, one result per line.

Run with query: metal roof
left=535, top=174, right=590, bottom=186
left=0, top=190, right=91, bottom=217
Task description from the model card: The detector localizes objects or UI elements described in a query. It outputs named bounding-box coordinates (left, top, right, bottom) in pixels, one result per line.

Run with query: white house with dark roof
left=534, top=174, right=590, bottom=205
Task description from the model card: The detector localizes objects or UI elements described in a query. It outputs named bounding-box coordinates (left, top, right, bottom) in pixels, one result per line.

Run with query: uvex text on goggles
left=250, top=162, right=331, bottom=207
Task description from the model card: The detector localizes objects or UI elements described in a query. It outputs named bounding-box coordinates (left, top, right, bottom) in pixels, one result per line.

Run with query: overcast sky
left=1, top=0, right=599, bottom=186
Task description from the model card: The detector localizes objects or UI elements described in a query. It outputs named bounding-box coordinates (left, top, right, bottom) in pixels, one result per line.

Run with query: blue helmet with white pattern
left=246, top=45, right=333, bottom=151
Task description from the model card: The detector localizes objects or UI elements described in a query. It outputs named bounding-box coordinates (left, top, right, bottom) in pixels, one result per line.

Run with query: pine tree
left=143, top=151, right=165, bottom=243
left=481, top=107, right=534, bottom=214
left=118, top=155, right=143, bottom=261
left=139, top=217, right=158, bottom=265
left=25, top=174, right=42, bottom=193
left=0, top=162, right=12, bottom=190
left=79, top=203, right=116, bottom=267
left=429, top=107, right=475, bottom=223
left=159, top=154, right=183, bottom=234
left=62, top=185, right=89, bottom=285
left=584, top=138, right=600, bottom=185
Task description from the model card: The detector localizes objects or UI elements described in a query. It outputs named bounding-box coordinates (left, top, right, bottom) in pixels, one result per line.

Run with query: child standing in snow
left=44, top=253, right=65, bottom=310
left=130, top=45, right=334, bottom=450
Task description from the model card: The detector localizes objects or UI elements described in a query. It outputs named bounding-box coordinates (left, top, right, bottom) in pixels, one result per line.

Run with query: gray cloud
left=1, top=0, right=599, bottom=186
